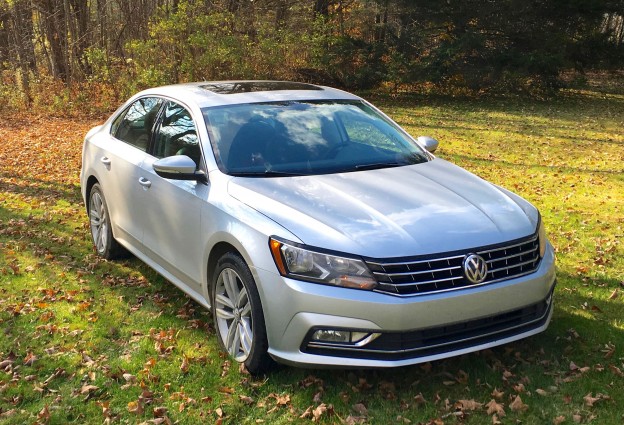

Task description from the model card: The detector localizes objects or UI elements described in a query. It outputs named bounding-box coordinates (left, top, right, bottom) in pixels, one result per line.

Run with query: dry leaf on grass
left=485, top=399, right=506, bottom=417
left=457, top=399, right=482, bottom=411
left=509, top=395, right=528, bottom=412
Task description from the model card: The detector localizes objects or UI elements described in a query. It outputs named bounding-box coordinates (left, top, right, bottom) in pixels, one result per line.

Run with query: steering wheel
left=170, top=130, right=197, bottom=146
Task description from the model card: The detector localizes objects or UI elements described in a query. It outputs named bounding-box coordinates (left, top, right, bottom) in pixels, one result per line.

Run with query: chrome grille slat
left=391, top=276, right=463, bottom=288
left=366, top=255, right=464, bottom=267
left=368, top=233, right=541, bottom=296
left=486, top=250, right=533, bottom=263
left=488, top=257, right=539, bottom=274
left=373, top=265, right=462, bottom=278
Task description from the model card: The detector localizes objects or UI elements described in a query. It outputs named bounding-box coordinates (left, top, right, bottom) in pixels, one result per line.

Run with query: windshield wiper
left=354, top=162, right=402, bottom=171
left=230, top=170, right=308, bottom=177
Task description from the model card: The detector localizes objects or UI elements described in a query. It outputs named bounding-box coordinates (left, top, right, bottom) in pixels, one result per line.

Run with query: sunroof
left=200, top=81, right=322, bottom=94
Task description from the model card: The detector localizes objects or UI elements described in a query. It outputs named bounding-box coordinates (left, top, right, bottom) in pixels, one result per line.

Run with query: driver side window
left=152, top=101, right=201, bottom=169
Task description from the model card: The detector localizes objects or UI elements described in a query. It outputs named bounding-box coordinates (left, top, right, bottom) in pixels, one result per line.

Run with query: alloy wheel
left=89, top=191, right=108, bottom=254
left=214, top=267, right=253, bottom=362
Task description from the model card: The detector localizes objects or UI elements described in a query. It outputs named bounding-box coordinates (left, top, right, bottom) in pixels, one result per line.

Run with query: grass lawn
left=1, top=89, right=623, bottom=424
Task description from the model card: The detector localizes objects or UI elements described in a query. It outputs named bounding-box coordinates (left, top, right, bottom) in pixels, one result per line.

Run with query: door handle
left=138, top=177, right=152, bottom=188
left=100, top=157, right=111, bottom=166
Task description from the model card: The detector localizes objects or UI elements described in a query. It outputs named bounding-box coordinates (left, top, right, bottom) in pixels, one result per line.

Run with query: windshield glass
left=202, top=100, right=429, bottom=176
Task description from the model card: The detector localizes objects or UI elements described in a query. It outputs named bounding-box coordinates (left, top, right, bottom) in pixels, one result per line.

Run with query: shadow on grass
left=0, top=172, right=83, bottom=204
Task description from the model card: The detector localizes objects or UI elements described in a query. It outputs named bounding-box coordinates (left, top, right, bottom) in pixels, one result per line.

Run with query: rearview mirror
left=153, top=155, right=207, bottom=183
left=417, top=136, right=439, bottom=153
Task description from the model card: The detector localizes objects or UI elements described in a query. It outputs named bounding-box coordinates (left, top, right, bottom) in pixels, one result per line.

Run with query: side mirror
left=153, top=155, right=207, bottom=183
left=417, top=136, right=439, bottom=153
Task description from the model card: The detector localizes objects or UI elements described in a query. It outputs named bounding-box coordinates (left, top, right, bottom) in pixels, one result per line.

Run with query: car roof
left=136, top=81, right=362, bottom=108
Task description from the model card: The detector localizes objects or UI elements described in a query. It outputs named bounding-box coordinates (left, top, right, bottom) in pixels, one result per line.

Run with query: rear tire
left=211, top=252, right=273, bottom=375
left=88, top=183, right=126, bottom=260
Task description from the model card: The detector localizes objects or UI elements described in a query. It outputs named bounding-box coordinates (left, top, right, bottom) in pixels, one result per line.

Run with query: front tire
left=211, top=252, right=273, bottom=375
left=88, top=183, right=125, bottom=260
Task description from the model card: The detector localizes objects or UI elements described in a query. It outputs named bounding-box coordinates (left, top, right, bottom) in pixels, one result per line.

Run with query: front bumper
left=254, top=244, right=556, bottom=368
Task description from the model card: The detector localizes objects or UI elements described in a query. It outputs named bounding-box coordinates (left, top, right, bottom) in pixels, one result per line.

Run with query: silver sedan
left=80, top=81, right=556, bottom=374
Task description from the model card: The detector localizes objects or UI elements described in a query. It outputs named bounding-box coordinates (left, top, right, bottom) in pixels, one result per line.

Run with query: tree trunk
left=314, top=0, right=331, bottom=17
left=8, top=1, right=36, bottom=103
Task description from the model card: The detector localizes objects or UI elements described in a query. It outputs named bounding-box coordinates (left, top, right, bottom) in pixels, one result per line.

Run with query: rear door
left=94, top=97, right=163, bottom=250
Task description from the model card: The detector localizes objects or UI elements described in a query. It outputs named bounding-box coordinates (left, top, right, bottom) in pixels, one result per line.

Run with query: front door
left=137, top=101, right=208, bottom=296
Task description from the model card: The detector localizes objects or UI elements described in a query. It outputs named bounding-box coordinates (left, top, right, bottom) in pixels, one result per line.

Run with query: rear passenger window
left=112, top=97, right=163, bottom=151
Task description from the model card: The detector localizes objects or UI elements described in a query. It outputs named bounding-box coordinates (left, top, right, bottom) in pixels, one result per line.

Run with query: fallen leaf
left=0, top=409, right=17, bottom=418
left=299, top=406, right=313, bottom=419
left=456, top=369, right=469, bottom=384
left=345, top=415, right=367, bottom=424
left=0, top=354, right=15, bottom=368
left=128, top=401, right=144, bottom=414
left=485, top=399, right=506, bottom=417
left=608, top=289, right=619, bottom=300
left=536, top=388, right=549, bottom=396
left=218, top=386, right=234, bottom=394
left=457, top=399, right=482, bottom=411
left=239, top=395, right=254, bottom=405
left=357, top=378, right=372, bottom=391
left=513, top=383, right=526, bottom=393
left=609, top=364, right=623, bottom=377
left=553, top=416, right=566, bottom=425
left=153, top=406, right=167, bottom=417
left=80, top=384, right=99, bottom=394
left=38, top=404, right=50, bottom=419
left=509, top=395, right=528, bottom=412
left=313, top=403, right=327, bottom=421
left=583, top=393, right=601, bottom=407
left=352, top=403, right=368, bottom=416
left=275, top=393, right=291, bottom=406
left=23, top=352, right=38, bottom=366
left=414, top=393, right=426, bottom=406
left=491, top=388, right=504, bottom=400
left=123, top=373, right=136, bottom=383
left=180, top=355, right=190, bottom=373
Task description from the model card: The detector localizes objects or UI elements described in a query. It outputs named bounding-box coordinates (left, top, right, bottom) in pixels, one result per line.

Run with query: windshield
left=202, top=100, right=429, bottom=176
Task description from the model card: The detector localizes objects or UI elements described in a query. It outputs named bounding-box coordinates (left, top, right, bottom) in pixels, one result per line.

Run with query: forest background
left=2, top=0, right=624, bottom=115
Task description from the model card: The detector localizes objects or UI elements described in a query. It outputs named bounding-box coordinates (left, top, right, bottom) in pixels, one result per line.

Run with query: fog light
left=312, top=329, right=351, bottom=343
left=311, top=329, right=381, bottom=345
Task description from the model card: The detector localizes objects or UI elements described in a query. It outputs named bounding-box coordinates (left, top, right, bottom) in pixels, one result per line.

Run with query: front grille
left=304, top=291, right=553, bottom=361
left=366, top=233, right=541, bottom=296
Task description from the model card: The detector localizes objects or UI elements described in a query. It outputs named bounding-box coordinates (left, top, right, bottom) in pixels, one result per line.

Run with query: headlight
left=269, top=238, right=378, bottom=290
left=538, top=215, right=547, bottom=258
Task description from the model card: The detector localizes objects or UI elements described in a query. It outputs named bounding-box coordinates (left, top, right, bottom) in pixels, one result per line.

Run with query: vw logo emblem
left=463, top=254, right=488, bottom=284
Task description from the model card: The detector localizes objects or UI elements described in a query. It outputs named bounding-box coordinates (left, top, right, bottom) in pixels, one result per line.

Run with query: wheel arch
left=207, top=241, right=243, bottom=294
left=84, top=175, right=99, bottom=212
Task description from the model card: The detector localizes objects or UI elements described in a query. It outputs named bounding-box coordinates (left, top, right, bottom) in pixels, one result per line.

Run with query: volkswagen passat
left=80, top=81, right=556, bottom=374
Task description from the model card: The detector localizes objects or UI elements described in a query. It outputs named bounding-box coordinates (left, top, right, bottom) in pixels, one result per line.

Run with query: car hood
left=227, top=158, right=538, bottom=258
